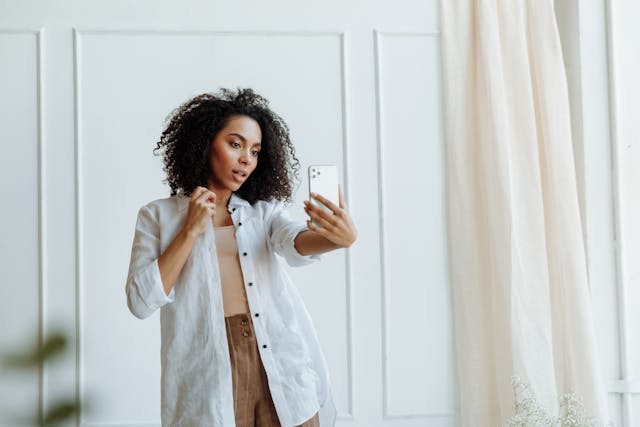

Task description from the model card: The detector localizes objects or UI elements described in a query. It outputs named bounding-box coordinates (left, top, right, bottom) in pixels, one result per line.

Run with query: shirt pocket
left=271, top=321, right=314, bottom=374
left=273, top=330, right=320, bottom=402
left=238, top=218, right=270, bottom=259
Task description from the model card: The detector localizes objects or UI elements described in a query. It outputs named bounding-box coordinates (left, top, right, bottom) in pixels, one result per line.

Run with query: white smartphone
left=308, top=164, right=339, bottom=227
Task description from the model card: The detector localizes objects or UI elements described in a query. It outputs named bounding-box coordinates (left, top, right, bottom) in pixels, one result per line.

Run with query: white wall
left=603, top=1, right=640, bottom=425
left=557, top=1, right=640, bottom=426
left=0, top=1, right=452, bottom=426
left=2, top=0, right=637, bottom=426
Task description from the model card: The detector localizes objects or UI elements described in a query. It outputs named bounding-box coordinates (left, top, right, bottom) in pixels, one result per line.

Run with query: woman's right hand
left=183, top=186, right=216, bottom=237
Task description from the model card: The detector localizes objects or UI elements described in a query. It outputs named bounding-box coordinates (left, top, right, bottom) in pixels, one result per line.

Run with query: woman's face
left=208, top=114, right=262, bottom=193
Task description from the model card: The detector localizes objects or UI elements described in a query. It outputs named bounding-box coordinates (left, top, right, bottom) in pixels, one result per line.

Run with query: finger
left=306, top=202, right=339, bottom=227
left=306, top=219, right=328, bottom=236
left=305, top=204, right=336, bottom=230
left=205, top=190, right=217, bottom=203
left=197, top=189, right=216, bottom=204
left=191, top=187, right=205, bottom=199
left=310, top=192, right=340, bottom=215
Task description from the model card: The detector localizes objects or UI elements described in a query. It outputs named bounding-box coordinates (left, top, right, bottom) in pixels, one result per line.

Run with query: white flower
left=502, top=376, right=614, bottom=427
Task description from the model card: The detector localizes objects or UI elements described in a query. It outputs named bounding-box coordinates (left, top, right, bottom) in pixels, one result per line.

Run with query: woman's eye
left=252, top=151, right=260, bottom=156
left=231, top=141, right=240, bottom=148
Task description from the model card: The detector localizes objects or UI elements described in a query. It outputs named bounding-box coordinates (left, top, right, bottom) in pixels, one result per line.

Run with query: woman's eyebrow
left=228, top=132, right=261, bottom=147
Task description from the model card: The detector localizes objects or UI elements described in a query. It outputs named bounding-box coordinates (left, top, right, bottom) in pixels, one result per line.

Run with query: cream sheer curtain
left=440, top=0, right=610, bottom=425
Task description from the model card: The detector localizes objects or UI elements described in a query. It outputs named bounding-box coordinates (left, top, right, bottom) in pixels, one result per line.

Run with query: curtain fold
left=440, top=0, right=609, bottom=424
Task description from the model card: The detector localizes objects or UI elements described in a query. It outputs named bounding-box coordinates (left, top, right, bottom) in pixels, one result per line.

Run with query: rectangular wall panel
left=0, top=30, right=41, bottom=427
left=607, top=2, right=640, bottom=425
left=610, top=1, right=640, bottom=381
left=76, top=30, right=350, bottom=424
left=375, top=32, right=456, bottom=421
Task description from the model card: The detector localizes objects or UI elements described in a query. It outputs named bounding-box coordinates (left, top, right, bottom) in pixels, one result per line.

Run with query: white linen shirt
left=125, top=192, right=337, bottom=427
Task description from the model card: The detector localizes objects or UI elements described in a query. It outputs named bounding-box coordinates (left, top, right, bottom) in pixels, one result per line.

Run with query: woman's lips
left=232, top=171, right=246, bottom=183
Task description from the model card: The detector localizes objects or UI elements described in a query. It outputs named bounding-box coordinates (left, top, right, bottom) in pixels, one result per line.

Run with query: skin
left=300, top=184, right=357, bottom=251
left=157, top=114, right=357, bottom=295
left=205, top=114, right=262, bottom=226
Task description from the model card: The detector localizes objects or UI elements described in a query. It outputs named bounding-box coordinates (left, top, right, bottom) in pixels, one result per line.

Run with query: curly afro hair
left=152, top=88, right=302, bottom=205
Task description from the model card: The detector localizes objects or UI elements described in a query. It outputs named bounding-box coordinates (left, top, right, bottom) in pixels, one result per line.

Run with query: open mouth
left=232, top=170, right=247, bottom=182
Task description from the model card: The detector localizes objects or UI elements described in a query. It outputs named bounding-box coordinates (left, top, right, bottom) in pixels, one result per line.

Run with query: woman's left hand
left=303, top=184, right=357, bottom=249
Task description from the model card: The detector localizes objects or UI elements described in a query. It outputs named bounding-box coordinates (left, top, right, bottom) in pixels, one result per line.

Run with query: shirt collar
left=175, top=191, right=250, bottom=213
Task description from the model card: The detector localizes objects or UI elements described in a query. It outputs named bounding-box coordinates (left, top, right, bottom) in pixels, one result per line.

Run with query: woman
left=125, top=88, right=357, bottom=427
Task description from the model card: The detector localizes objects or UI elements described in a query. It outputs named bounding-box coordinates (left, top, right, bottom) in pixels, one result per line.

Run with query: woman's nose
left=239, top=151, right=251, bottom=164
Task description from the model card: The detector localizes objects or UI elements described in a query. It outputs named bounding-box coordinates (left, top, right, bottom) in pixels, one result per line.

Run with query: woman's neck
left=208, top=187, right=232, bottom=211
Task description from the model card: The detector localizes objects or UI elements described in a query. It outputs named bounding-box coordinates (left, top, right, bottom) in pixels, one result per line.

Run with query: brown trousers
left=224, top=312, right=320, bottom=427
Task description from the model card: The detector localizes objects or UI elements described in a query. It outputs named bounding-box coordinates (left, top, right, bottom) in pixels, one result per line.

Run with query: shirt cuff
left=284, top=222, right=324, bottom=267
left=138, top=258, right=176, bottom=309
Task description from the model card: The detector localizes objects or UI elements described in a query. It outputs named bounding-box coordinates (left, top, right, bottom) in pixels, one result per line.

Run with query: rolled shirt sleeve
left=125, top=205, right=175, bottom=319
left=268, top=200, right=323, bottom=267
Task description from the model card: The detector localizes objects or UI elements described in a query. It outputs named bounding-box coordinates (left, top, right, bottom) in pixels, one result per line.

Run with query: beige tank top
left=213, top=225, right=250, bottom=317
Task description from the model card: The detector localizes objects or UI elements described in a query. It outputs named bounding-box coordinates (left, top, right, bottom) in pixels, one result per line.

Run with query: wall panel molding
left=604, top=0, right=636, bottom=425
left=373, top=29, right=455, bottom=421
left=0, top=26, right=46, bottom=424
left=72, top=27, right=355, bottom=423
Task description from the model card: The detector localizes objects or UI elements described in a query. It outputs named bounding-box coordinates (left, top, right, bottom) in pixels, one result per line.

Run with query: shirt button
left=243, top=252, right=247, bottom=256
left=232, top=208, right=236, bottom=212
left=239, top=222, right=242, bottom=226
left=262, top=344, right=267, bottom=349
left=248, top=282, right=253, bottom=286
left=255, top=313, right=259, bottom=317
